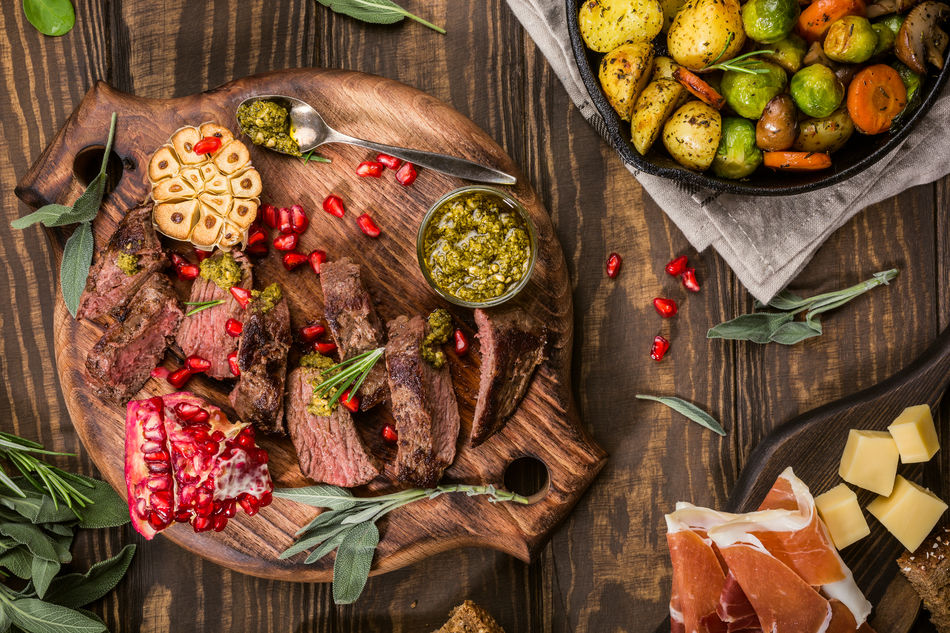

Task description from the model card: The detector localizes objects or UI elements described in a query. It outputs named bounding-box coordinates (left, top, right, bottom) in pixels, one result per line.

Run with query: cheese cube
left=888, top=405, right=940, bottom=464
left=867, top=475, right=948, bottom=552
left=838, top=430, right=900, bottom=496
left=815, top=484, right=870, bottom=550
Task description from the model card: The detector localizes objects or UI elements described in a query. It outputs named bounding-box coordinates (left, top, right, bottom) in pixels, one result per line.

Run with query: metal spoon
left=236, top=95, right=517, bottom=186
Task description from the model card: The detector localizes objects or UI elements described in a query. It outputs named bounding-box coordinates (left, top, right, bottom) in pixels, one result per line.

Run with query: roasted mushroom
left=756, top=94, right=799, bottom=151
left=867, top=0, right=922, bottom=19
left=896, top=0, right=950, bottom=73
left=804, top=40, right=835, bottom=66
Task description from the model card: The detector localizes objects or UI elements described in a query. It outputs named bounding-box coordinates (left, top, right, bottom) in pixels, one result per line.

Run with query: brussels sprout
left=721, top=61, right=788, bottom=119
left=892, top=60, right=923, bottom=109
left=876, top=14, right=905, bottom=38
left=762, top=33, right=808, bottom=73
left=713, top=117, right=763, bottom=178
left=823, top=16, right=878, bottom=63
left=742, top=0, right=801, bottom=43
left=790, top=64, right=845, bottom=118
left=872, top=22, right=896, bottom=55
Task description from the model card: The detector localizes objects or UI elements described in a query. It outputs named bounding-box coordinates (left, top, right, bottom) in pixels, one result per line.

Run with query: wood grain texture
left=0, top=0, right=947, bottom=631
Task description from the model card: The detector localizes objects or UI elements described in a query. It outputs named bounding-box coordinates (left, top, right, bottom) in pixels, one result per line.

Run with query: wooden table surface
left=0, top=2, right=946, bottom=631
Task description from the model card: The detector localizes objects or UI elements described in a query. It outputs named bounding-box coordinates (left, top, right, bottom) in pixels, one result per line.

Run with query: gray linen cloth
left=506, top=0, right=950, bottom=302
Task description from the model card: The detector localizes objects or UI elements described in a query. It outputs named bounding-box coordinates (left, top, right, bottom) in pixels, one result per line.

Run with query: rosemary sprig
left=705, top=33, right=774, bottom=74
left=183, top=299, right=224, bottom=316
left=313, top=347, right=385, bottom=407
left=300, top=149, right=332, bottom=164
left=0, top=432, right=94, bottom=511
left=275, top=483, right=531, bottom=603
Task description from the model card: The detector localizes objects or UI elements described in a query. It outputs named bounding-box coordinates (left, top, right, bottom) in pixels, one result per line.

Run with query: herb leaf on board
left=315, top=0, right=446, bottom=34
left=60, top=221, right=94, bottom=318
left=44, top=544, right=136, bottom=609
left=332, top=521, right=379, bottom=604
left=635, top=395, right=727, bottom=436
left=22, top=0, right=75, bottom=37
left=2, top=595, right=107, bottom=633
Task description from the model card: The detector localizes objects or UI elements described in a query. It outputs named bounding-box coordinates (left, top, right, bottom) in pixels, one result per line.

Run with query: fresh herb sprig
left=0, top=433, right=95, bottom=513
left=708, top=268, right=899, bottom=345
left=636, top=395, right=726, bottom=436
left=12, top=113, right=118, bottom=318
left=276, top=484, right=530, bottom=604
left=183, top=299, right=224, bottom=316
left=705, top=33, right=773, bottom=74
left=313, top=347, right=385, bottom=407
left=23, top=0, right=75, bottom=37
left=315, top=0, right=446, bottom=34
left=300, top=150, right=332, bottom=164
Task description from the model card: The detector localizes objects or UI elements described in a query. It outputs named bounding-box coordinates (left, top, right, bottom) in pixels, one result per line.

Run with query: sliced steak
left=385, top=315, right=460, bottom=487
left=286, top=367, right=381, bottom=487
left=229, top=286, right=291, bottom=434
left=85, top=274, right=183, bottom=403
left=176, top=251, right=252, bottom=380
left=470, top=307, right=546, bottom=446
left=319, top=258, right=387, bottom=410
left=78, top=203, right=168, bottom=321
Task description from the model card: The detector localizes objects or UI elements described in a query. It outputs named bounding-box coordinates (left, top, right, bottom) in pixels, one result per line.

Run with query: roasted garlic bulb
left=147, top=123, right=261, bottom=250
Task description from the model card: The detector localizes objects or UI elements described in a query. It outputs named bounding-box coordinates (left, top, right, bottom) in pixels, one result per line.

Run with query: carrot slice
left=763, top=151, right=832, bottom=170
left=673, top=67, right=726, bottom=110
left=847, top=64, right=908, bottom=134
left=797, top=0, right=866, bottom=41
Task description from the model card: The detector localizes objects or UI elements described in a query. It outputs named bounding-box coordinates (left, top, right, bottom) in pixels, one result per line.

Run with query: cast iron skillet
left=566, top=0, right=950, bottom=196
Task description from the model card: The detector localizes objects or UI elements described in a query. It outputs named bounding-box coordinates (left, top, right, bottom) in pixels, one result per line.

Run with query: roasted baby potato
left=793, top=108, right=855, bottom=152
left=652, top=56, right=681, bottom=81
left=762, top=34, right=808, bottom=73
left=667, top=0, right=746, bottom=70
left=662, top=101, right=722, bottom=170
left=660, top=0, right=689, bottom=31
left=599, top=42, right=655, bottom=120
left=579, top=0, right=664, bottom=53
left=631, top=79, right=688, bottom=154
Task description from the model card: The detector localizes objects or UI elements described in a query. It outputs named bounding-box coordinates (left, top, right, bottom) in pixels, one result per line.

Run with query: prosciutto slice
left=716, top=571, right=761, bottom=633
left=666, top=527, right=728, bottom=633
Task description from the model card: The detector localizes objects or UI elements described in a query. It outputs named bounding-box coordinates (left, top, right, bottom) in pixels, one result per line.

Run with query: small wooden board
left=15, top=69, right=607, bottom=582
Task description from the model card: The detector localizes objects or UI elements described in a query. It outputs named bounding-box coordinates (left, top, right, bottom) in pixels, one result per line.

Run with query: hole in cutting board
left=72, top=146, right=124, bottom=193
left=503, top=456, right=549, bottom=501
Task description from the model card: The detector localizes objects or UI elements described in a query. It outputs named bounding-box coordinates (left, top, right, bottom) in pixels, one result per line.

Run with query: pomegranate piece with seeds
left=125, top=393, right=273, bottom=540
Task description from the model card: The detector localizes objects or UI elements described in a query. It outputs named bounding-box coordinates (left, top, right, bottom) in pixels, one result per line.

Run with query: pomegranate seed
left=290, top=205, right=309, bottom=234
left=377, top=153, right=401, bottom=170
left=170, top=253, right=188, bottom=268
left=651, top=335, right=670, bottom=361
left=174, top=511, right=191, bottom=523
left=606, top=252, right=622, bottom=278
left=228, top=351, right=240, bottom=377
left=150, top=366, right=170, bottom=380
left=273, top=233, right=298, bottom=251
left=381, top=424, right=398, bottom=444
left=225, top=319, right=243, bottom=337
left=230, top=286, right=251, bottom=309
left=148, top=512, right=170, bottom=530
left=167, top=368, right=193, bottom=389
left=682, top=268, right=700, bottom=292
left=192, top=516, right=213, bottom=532
left=256, top=448, right=269, bottom=464
left=453, top=329, right=469, bottom=355
left=193, top=136, right=222, bottom=155
left=355, top=161, right=384, bottom=177
left=175, top=402, right=202, bottom=420
left=262, top=204, right=278, bottom=229
left=223, top=500, right=237, bottom=518
left=185, top=355, right=212, bottom=373
left=277, top=207, right=292, bottom=234
left=356, top=213, right=381, bottom=238
left=259, top=491, right=272, bottom=507
left=177, top=264, right=200, bottom=281
left=323, top=195, right=345, bottom=218
left=301, top=324, right=325, bottom=342
left=213, top=515, right=229, bottom=532
left=282, top=252, right=308, bottom=271
left=308, top=249, right=327, bottom=275
left=395, top=162, right=417, bottom=186
left=665, top=255, right=688, bottom=277
left=315, top=341, right=337, bottom=354
left=246, top=242, right=268, bottom=257
left=652, top=297, right=678, bottom=318
left=189, top=409, right=210, bottom=424
left=239, top=493, right=260, bottom=516
left=194, top=249, right=210, bottom=262
left=247, top=226, right=267, bottom=246
left=211, top=430, right=225, bottom=442
left=237, top=434, right=255, bottom=450
left=340, top=390, right=359, bottom=413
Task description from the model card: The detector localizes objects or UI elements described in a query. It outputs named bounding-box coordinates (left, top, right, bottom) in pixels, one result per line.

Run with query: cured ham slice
left=716, top=571, right=761, bottom=633
left=666, top=527, right=727, bottom=633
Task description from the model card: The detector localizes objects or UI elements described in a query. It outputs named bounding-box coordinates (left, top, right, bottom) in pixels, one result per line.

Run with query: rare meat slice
left=385, top=315, right=460, bottom=487
left=85, top=274, right=183, bottom=402
left=229, top=285, right=291, bottom=434
left=285, top=367, right=381, bottom=487
left=78, top=203, right=168, bottom=320
left=319, top=258, right=387, bottom=410
left=470, top=307, right=546, bottom=446
left=176, top=251, right=252, bottom=380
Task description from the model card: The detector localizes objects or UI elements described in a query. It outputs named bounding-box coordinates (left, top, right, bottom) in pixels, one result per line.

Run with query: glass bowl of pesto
left=417, top=186, right=537, bottom=308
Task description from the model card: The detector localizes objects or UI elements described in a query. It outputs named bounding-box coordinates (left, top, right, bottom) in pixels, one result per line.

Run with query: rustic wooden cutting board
left=14, top=69, right=607, bottom=582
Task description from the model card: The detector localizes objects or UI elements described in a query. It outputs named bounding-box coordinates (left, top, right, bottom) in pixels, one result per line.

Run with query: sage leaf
left=315, top=0, right=446, bottom=34
left=71, top=476, right=127, bottom=528
left=273, top=485, right=357, bottom=510
left=30, top=557, right=59, bottom=599
left=304, top=529, right=351, bottom=564
left=768, top=320, right=823, bottom=345
left=60, top=222, right=94, bottom=318
left=279, top=524, right=350, bottom=560
left=756, top=290, right=809, bottom=311
left=332, top=521, right=379, bottom=605
left=6, top=598, right=106, bottom=633
left=10, top=205, right=73, bottom=230
left=45, top=544, right=135, bottom=609
left=635, top=395, right=726, bottom=436
left=22, top=0, right=75, bottom=37
left=0, top=546, right=35, bottom=579
left=706, top=312, right=793, bottom=344
left=0, top=524, right=58, bottom=563
left=0, top=605, right=10, bottom=632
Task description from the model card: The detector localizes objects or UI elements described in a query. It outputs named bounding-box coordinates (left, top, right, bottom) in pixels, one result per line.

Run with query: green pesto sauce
left=251, top=283, right=282, bottom=314
left=200, top=253, right=243, bottom=290
left=422, top=308, right=452, bottom=368
left=116, top=252, right=139, bottom=276
left=302, top=352, right=338, bottom=416
left=236, top=100, right=301, bottom=156
left=422, top=192, right=532, bottom=303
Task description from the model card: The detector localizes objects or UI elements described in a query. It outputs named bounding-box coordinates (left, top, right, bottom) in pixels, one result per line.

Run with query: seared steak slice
left=319, top=258, right=387, bottom=410
left=85, top=274, right=183, bottom=403
left=470, top=307, right=546, bottom=446
left=229, top=287, right=290, bottom=434
left=385, top=315, right=460, bottom=487
left=78, top=204, right=167, bottom=320
left=286, top=367, right=381, bottom=487
left=176, top=251, right=252, bottom=380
